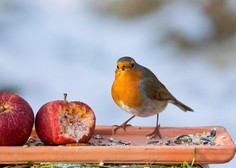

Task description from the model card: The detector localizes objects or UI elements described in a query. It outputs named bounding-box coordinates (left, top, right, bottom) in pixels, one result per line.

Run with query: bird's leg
left=113, top=115, right=135, bottom=133
left=147, top=114, right=162, bottom=139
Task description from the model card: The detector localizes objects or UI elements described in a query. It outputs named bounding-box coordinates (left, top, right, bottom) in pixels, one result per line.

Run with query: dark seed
left=209, top=129, right=216, bottom=138
left=108, top=137, right=115, bottom=142
left=165, top=140, right=172, bottom=146
left=118, top=140, right=131, bottom=145
left=201, top=138, right=211, bottom=144
left=174, top=135, right=192, bottom=144
left=147, top=140, right=160, bottom=145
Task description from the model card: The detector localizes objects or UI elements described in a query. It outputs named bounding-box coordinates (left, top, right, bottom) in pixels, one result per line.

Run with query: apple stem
left=64, top=93, right=67, bottom=101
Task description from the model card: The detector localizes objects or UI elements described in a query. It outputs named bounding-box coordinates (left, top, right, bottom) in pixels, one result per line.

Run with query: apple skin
left=35, top=99, right=96, bottom=145
left=0, top=92, right=34, bottom=146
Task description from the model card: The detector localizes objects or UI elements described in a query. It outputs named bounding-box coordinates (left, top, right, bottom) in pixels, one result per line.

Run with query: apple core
left=57, top=105, right=94, bottom=142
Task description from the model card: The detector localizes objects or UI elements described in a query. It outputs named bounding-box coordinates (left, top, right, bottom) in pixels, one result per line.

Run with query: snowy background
left=0, top=0, right=235, bottom=167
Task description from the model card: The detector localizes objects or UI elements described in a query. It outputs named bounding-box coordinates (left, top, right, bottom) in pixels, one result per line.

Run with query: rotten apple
left=35, top=94, right=96, bottom=145
left=0, top=92, right=34, bottom=146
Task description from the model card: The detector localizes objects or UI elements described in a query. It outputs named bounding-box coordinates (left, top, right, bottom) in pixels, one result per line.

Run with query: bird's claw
left=146, top=124, right=162, bottom=139
left=113, top=123, right=132, bottom=133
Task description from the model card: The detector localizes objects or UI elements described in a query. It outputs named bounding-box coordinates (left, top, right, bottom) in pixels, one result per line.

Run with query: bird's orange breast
left=112, top=68, right=144, bottom=108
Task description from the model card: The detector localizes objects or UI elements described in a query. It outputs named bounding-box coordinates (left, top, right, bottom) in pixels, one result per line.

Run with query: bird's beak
left=122, top=66, right=126, bottom=71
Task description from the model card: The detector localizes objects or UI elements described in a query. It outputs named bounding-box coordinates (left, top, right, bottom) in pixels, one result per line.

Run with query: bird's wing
left=141, top=69, right=176, bottom=101
left=154, top=81, right=176, bottom=101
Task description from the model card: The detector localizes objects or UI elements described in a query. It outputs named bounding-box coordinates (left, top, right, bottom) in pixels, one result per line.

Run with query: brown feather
left=140, top=66, right=175, bottom=101
left=140, top=65, right=193, bottom=112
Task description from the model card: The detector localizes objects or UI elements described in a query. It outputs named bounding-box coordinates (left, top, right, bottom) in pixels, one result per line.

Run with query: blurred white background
left=0, top=0, right=235, bottom=167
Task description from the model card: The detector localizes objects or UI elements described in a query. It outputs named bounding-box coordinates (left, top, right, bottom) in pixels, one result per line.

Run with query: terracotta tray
left=0, top=126, right=235, bottom=164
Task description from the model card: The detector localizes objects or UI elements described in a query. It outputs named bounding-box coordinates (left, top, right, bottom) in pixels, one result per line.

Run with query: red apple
left=0, top=92, right=34, bottom=146
left=35, top=94, right=96, bottom=145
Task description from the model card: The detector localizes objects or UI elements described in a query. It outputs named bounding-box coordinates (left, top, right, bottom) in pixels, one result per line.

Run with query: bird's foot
left=113, top=123, right=132, bottom=133
left=146, top=124, right=162, bottom=139
left=113, top=115, right=135, bottom=133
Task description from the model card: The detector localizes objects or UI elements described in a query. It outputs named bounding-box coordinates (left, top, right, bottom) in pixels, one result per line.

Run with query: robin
left=111, top=56, right=193, bottom=138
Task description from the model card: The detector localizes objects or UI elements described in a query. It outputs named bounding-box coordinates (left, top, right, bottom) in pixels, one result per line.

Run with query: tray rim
left=0, top=125, right=235, bottom=164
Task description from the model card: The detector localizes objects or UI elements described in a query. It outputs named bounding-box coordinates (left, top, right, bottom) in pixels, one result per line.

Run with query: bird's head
left=116, top=56, right=137, bottom=71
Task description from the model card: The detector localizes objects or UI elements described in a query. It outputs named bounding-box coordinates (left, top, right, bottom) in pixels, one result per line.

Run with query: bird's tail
left=171, top=99, right=194, bottom=112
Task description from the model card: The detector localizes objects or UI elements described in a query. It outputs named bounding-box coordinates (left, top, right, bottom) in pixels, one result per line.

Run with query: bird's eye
left=131, top=62, right=135, bottom=68
left=117, top=65, right=119, bottom=69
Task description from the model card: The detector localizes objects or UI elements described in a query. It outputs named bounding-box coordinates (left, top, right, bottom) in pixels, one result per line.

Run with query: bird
left=111, top=56, right=193, bottom=139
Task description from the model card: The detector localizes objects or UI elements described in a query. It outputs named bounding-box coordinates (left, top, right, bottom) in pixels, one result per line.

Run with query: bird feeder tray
left=0, top=126, right=235, bottom=164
